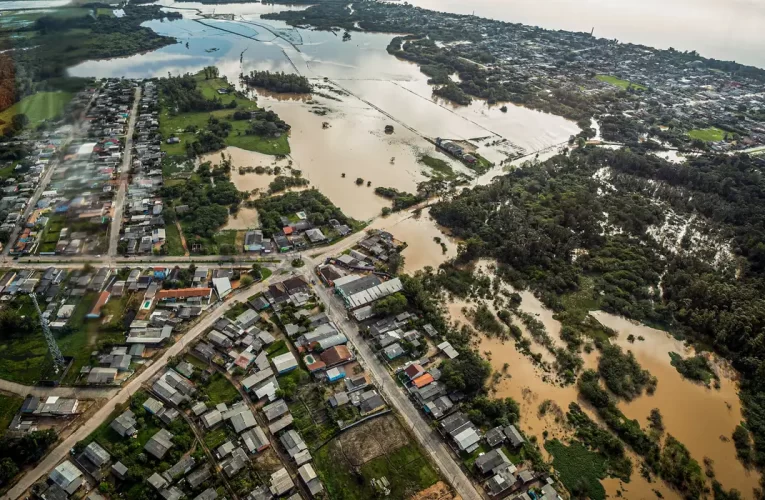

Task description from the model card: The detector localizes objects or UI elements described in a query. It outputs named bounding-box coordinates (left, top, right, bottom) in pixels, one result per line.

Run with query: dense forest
left=241, top=71, right=312, bottom=94
left=428, top=146, right=765, bottom=473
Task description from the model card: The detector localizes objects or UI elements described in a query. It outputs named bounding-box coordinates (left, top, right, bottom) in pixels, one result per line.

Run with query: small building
left=110, top=410, right=137, bottom=437
left=269, top=468, right=294, bottom=497
left=83, top=442, right=111, bottom=468
left=241, top=426, right=270, bottom=454
left=298, top=463, right=323, bottom=497
left=326, top=367, right=345, bottom=382
left=49, top=461, right=83, bottom=495
left=144, top=429, right=175, bottom=459
left=272, top=351, right=299, bottom=374
left=111, top=461, right=128, bottom=480
left=504, top=425, right=525, bottom=448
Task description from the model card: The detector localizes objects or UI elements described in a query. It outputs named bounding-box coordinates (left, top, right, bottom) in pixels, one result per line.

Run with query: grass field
left=419, top=154, right=455, bottom=178
left=0, top=394, right=24, bottom=434
left=201, top=373, right=240, bottom=406
left=688, top=127, right=726, bottom=142
left=315, top=437, right=439, bottom=500
left=0, top=91, right=73, bottom=131
left=164, top=222, right=185, bottom=256
left=595, top=74, right=647, bottom=91
left=545, top=439, right=607, bottom=500
left=160, top=74, right=290, bottom=157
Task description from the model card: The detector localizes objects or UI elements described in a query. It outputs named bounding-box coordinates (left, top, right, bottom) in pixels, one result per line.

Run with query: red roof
left=283, top=226, right=294, bottom=235
left=157, top=288, right=211, bottom=300
left=320, top=345, right=352, bottom=366
left=404, top=364, right=424, bottom=380
left=412, top=373, right=434, bottom=389
left=89, top=291, right=111, bottom=317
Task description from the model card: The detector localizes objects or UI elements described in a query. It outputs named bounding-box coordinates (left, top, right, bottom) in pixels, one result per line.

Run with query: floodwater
left=444, top=261, right=758, bottom=497
left=224, top=207, right=259, bottom=230
left=67, top=0, right=578, bottom=225
left=378, top=208, right=458, bottom=272
left=404, top=0, right=765, bottom=69
left=592, top=311, right=761, bottom=497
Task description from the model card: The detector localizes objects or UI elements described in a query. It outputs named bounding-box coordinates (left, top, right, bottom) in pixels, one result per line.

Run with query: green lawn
left=595, top=74, right=646, bottom=91
left=315, top=441, right=439, bottom=500
left=266, top=340, right=289, bottom=358
left=164, top=222, right=185, bottom=256
left=0, top=394, right=24, bottom=434
left=0, top=163, right=17, bottom=182
left=0, top=91, right=73, bottom=131
left=203, top=427, right=228, bottom=449
left=159, top=74, right=290, bottom=157
left=202, top=373, right=240, bottom=406
left=545, top=439, right=607, bottom=500
left=688, top=127, right=726, bottom=142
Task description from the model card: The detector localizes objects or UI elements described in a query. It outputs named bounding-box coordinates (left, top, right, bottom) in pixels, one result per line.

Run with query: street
left=1, top=280, right=271, bottom=500
left=107, top=87, right=142, bottom=258
left=301, top=268, right=483, bottom=500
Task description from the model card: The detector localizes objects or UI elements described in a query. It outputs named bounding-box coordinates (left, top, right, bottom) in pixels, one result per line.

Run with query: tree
left=372, top=292, right=407, bottom=316
left=440, top=350, right=491, bottom=396
left=240, top=275, right=254, bottom=287
left=11, top=114, right=29, bottom=131
left=355, top=177, right=364, bottom=185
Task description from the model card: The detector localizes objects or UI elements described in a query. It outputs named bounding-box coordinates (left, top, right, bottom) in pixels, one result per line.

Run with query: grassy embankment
left=688, top=127, right=726, bottom=142
left=0, top=394, right=24, bottom=432
left=159, top=73, right=290, bottom=157
left=595, top=74, right=647, bottom=91
left=0, top=91, right=73, bottom=129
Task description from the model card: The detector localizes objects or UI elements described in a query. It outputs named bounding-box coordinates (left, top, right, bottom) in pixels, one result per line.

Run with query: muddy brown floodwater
left=446, top=274, right=758, bottom=499
left=592, top=311, right=761, bottom=497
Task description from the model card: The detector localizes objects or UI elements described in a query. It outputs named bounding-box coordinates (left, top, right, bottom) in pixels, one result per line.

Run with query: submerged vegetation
left=669, top=352, right=718, bottom=386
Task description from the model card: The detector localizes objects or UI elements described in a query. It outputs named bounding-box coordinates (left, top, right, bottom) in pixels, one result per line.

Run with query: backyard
left=595, top=74, right=647, bottom=91
left=688, top=127, right=726, bottom=142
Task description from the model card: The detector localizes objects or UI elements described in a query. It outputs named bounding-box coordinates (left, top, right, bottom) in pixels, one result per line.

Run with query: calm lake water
left=405, top=0, right=765, bottom=69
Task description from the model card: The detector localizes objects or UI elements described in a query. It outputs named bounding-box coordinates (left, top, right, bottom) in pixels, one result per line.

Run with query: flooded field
left=444, top=263, right=759, bottom=498
left=67, top=0, right=578, bottom=224
left=593, top=311, right=761, bottom=497
left=379, top=208, right=458, bottom=272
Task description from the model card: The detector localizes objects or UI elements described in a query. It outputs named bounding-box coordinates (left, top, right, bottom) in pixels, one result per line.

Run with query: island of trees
left=241, top=71, right=312, bottom=94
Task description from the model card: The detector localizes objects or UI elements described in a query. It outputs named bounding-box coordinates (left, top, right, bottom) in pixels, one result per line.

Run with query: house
left=358, top=390, right=386, bottom=416
left=403, top=363, right=425, bottom=381
left=143, top=397, right=164, bottom=415
left=298, top=463, right=323, bottom=497
left=263, top=399, right=290, bottom=421
left=437, top=341, right=459, bottom=359
left=87, top=367, right=117, bottom=384
left=110, top=410, right=137, bottom=437
left=111, top=461, right=128, bottom=480
left=144, top=429, right=175, bottom=459
left=222, top=447, right=248, bottom=477
left=326, top=367, right=345, bottom=382
left=201, top=410, right=223, bottom=429
left=86, top=291, right=110, bottom=318
left=187, top=466, right=211, bottom=489
left=424, top=395, right=454, bottom=419
left=212, top=277, right=232, bottom=299
left=504, top=425, right=525, bottom=448
left=269, top=468, right=294, bottom=496
left=224, top=404, right=257, bottom=433
left=383, top=343, right=405, bottom=360
left=320, top=345, right=352, bottom=367
left=83, top=442, right=111, bottom=468
left=272, top=351, right=298, bottom=374
left=411, top=373, right=434, bottom=389
left=244, top=230, right=265, bottom=252
left=328, top=391, right=350, bottom=408
left=156, top=288, right=212, bottom=304
left=163, top=456, right=196, bottom=483
left=280, top=429, right=307, bottom=459
left=485, top=426, right=506, bottom=448
left=241, top=426, right=270, bottom=453
left=475, top=449, right=512, bottom=475
left=441, top=412, right=481, bottom=453
left=235, top=309, right=260, bottom=329
left=194, top=489, right=218, bottom=500
left=487, top=468, right=517, bottom=496
left=305, top=228, right=326, bottom=244
left=49, top=461, right=83, bottom=495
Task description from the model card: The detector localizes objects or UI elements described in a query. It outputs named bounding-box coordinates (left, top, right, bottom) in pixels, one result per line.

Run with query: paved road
left=107, top=87, right=141, bottom=259
left=305, top=269, right=483, bottom=500
left=2, top=281, right=271, bottom=500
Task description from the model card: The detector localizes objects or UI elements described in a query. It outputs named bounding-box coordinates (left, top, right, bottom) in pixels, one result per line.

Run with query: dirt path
left=176, top=221, right=190, bottom=256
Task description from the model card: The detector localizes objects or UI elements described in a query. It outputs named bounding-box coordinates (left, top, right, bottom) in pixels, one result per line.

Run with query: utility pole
left=30, top=293, right=66, bottom=372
